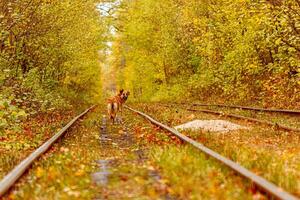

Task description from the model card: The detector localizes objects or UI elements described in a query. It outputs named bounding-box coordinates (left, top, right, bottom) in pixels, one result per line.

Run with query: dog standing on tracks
left=107, top=89, right=130, bottom=124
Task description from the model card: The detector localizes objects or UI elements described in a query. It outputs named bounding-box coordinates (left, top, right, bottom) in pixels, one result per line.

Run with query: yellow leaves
left=248, top=64, right=257, bottom=69
left=1, top=0, right=103, bottom=104
left=146, top=187, right=159, bottom=198
left=187, top=114, right=195, bottom=120
left=193, top=18, right=200, bottom=25
left=8, top=193, right=16, bottom=200
left=116, top=0, right=300, bottom=105
left=75, top=169, right=85, bottom=177
left=275, top=38, right=282, bottom=45
left=288, top=47, right=296, bottom=53
left=74, top=164, right=86, bottom=176
left=75, top=164, right=86, bottom=177
left=192, top=37, right=201, bottom=43
left=63, top=187, right=80, bottom=198
left=63, top=75, right=71, bottom=85
left=35, top=166, right=60, bottom=180
left=35, top=167, right=45, bottom=178
left=134, top=176, right=145, bottom=184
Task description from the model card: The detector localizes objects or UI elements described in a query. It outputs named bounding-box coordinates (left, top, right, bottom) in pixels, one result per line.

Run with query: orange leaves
left=132, top=121, right=182, bottom=145
left=60, top=147, right=70, bottom=153
left=187, top=114, right=195, bottom=121
left=74, top=169, right=85, bottom=177
left=47, top=167, right=60, bottom=181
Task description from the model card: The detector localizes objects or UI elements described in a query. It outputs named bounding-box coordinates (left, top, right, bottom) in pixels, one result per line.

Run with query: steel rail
left=160, top=103, right=300, bottom=132
left=190, top=103, right=300, bottom=114
left=125, top=105, right=298, bottom=200
left=186, top=108, right=300, bottom=132
left=0, top=105, right=95, bottom=197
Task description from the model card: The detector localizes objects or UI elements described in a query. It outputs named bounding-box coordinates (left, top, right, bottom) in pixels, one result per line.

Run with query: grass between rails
left=2, top=103, right=290, bottom=199
left=90, top=111, right=173, bottom=200
left=130, top=103, right=300, bottom=197
left=3, top=105, right=171, bottom=199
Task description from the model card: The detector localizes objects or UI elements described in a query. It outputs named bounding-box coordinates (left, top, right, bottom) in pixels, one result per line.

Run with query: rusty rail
left=126, top=105, right=298, bottom=200
left=0, top=105, right=95, bottom=197
left=161, top=103, right=300, bottom=132
left=190, top=103, right=300, bottom=114
left=186, top=108, right=300, bottom=132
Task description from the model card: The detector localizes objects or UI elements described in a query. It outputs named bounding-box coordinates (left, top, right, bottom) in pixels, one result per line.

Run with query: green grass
left=200, top=133, right=299, bottom=191
left=4, top=106, right=174, bottom=199
left=5, top=110, right=102, bottom=200
left=150, top=145, right=256, bottom=200
left=132, top=103, right=300, bottom=197
left=3, top=103, right=299, bottom=199
left=124, top=108, right=264, bottom=199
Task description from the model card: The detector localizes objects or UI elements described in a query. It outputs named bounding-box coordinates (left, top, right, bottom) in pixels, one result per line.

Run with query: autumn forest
left=0, top=0, right=300, bottom=199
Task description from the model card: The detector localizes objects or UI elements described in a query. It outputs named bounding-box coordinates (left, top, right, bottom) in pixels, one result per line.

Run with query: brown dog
left=107, top=89, right=130, bottom=123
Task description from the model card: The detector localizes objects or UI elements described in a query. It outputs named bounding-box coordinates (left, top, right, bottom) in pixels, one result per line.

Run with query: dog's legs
left=113, top=102, right=119, bottom=125
left=107, top=103, right=116, bottom=125
left=118, top=104, right=123, bottom=123
left=107, top=103, right=112, bottom=124
left=111, top=117, right=114, bottom=125
left=112, top=112, right=117, bottom=125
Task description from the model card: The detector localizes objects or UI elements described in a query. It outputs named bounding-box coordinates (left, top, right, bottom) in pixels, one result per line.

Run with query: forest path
left=2, top=103, right=283, bottom=199
left=2, top=105, right=171, bottom=200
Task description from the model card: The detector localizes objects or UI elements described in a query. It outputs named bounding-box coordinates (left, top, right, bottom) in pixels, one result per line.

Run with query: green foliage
left=0, top=0, right=104, bottom=104
left=112, top=0, right=300, bottom=106
left=151, top=84, right=187, bottom=102
left=0, top=94, right=27, bottom=132
left=0, top=0, right=105, bottom=134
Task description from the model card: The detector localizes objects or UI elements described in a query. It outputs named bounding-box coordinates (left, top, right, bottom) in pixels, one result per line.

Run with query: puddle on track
left=91, top=160, right=112, bottom=186
left=92, top=114, right=176, bottom=200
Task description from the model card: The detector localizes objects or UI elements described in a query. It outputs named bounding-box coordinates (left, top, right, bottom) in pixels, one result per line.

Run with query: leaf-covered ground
left=131, top=103, right=300, bottom=197
left=0, top=109, right=74, bottom=179
left=1, top=104, right=271, bottom=199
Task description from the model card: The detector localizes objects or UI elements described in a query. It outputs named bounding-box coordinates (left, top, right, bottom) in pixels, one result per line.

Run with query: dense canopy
left=110, top=0, right=300, bottom=106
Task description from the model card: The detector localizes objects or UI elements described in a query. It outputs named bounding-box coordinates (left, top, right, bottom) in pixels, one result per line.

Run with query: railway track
left=186, top=108, right=300, bottom=132
left=1, top=103, right=299, bottom=199
left=125, top=105, right=298, bottom=200
left=0, top=106, right=95, bottom=197
left=160, top=103, right=300, bottom=133
left=189, top=103, right=300, bottom=115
